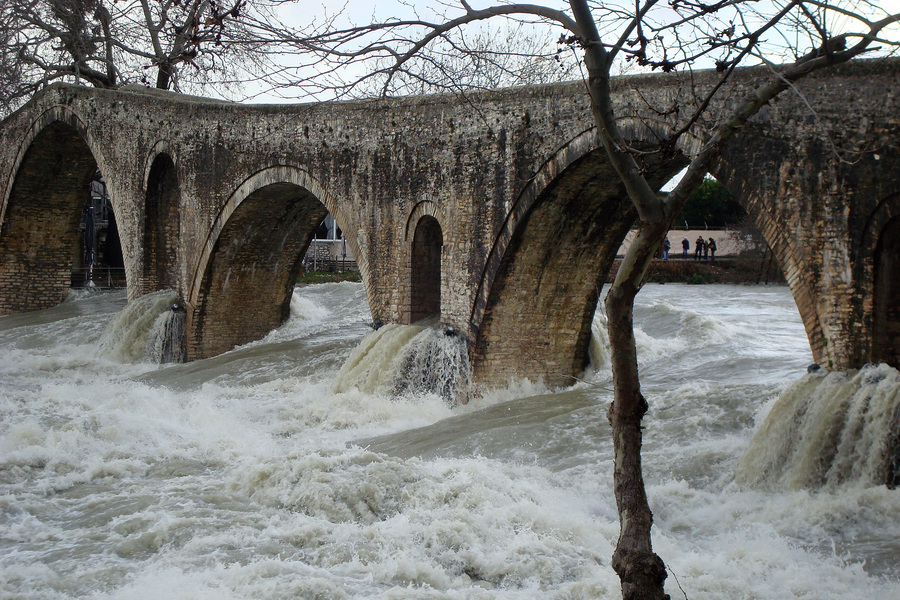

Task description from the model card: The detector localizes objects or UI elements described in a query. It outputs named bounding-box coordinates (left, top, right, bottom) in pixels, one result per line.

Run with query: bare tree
left=0, top=0, right=315, bottom=115
left=290, top=2, right=900, bottom=598
left=359, top=20, right=581, bottom=96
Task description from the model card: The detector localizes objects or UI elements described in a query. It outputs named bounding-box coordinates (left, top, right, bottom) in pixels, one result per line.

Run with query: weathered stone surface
left=0, top=59, right=897, bottom=384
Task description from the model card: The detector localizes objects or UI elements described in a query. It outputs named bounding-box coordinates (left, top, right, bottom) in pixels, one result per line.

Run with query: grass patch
left=298, top=270, right=361, bottom=284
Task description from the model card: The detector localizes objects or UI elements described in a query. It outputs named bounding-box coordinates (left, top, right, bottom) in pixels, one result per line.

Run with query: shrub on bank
left=298, top=270, right=361, bottom=284
left=607, top=255, right=784, bottom=285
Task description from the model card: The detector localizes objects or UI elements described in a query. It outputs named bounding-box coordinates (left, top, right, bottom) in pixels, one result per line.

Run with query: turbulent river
left=2, top=282, right=899, bottom=599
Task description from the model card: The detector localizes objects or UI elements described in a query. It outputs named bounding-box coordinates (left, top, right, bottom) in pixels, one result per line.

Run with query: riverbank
left=298, top=269, right=362, bottom=284
left=299, top=255, right=783, bottom=286
left=609, top=254, right=785, bottom=285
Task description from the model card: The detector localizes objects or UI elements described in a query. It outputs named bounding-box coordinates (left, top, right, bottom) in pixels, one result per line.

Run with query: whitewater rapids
left=1, top=282, right=898, bottom=599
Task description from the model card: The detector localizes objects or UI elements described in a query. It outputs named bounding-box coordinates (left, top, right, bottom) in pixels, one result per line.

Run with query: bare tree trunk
left=155, top=63, right=173, bottom=89
left=605, top=223, right=670, bottom=600
left=568, top=2, right=671, bottom=597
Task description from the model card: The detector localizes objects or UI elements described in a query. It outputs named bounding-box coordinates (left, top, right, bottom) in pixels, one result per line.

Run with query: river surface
left=2, top=282, right=899, bottom=599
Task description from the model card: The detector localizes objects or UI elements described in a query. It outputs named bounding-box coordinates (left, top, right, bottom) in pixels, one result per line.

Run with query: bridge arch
left=0, top=107, right=125, bottom=314
left=142, top=143, right=182, bottom=294
left=184, top=165, right=363, bottom=359
left=710, top=138, right=829, bottom=366
left=469, top=128, right=687, bottom=386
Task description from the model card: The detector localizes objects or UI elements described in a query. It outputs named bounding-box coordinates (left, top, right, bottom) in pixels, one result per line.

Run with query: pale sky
left=243, top=0, right=900, bottom=104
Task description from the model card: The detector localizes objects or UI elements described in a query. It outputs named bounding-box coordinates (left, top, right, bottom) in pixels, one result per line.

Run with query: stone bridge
left=0, top=59, right=898, bottom=386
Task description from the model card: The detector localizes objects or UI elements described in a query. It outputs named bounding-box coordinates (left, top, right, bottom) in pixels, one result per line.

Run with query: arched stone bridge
left=1, top=59, right=898, bottom=386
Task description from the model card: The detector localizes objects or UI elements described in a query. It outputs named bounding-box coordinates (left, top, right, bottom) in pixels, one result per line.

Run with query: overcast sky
left=244, top=0, right=900, bottom=104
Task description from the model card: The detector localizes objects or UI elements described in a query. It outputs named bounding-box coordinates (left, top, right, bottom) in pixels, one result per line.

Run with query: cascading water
left=98, top=289, right=185, bottom=363
left=736, top=364, right=900, bottom=489
left=332, top=316, right=470, bottom=402
left=587, top=312, right=611, bottom=373
left=4, top=283, right=900, bottom=599
left=392, top=325, right=470, bottom=401
left=149, top=303, right=186, bottom=363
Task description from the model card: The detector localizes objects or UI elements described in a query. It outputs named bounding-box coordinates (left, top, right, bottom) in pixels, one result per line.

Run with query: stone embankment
left=609, top=254, right=785, bottom=285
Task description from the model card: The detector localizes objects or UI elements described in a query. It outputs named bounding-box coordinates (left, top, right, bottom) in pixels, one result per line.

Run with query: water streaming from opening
left=332, top=317, right=470, bottom=402
left=97, top=289, right=183, bottom=363
left=735, top=364, right=900, bottom=489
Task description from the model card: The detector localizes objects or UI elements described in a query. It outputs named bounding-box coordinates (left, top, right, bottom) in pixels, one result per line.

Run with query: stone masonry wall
left=1, top=58, right=898, bottom=383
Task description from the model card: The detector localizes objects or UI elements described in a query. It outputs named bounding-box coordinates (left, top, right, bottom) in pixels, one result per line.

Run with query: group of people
left=689, top=235, right=717, bottom=261
left=660, top=235, right=716, bottom=261
left=658, top=235, right=718, bottom=261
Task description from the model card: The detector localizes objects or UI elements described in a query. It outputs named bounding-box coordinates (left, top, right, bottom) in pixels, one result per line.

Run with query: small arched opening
left=409, top=215, right=443, bottom=323
left=143, top=153, right=181, bottom=292
left=873, top=216, right=900, bottom=368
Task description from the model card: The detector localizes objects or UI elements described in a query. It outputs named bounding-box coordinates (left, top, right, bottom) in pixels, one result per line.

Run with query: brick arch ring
left=141, top=140, right=179, bottom=190
left=186, top=165, right=367, bottom=308
left=1, top=105, right=113, bottom=228
left=404, top=201, right=447, bottom=243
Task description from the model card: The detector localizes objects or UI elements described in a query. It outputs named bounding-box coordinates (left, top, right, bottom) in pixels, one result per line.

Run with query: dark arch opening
left=0, top=120, right=125, bottom=314
left=187, top=182, right=330, bottom=360
left=78, top=170, right=124, bottom=282
left=873, top=216, right=900, bottom=368
left=143, top=153, right=181, bottom=292
left=409, top=216, right=442, bottom=323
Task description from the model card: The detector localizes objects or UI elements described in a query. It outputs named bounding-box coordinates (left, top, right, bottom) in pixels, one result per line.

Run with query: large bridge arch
left=184, top=165, right=363, bottom=360
left=0, top=108, right=126, bottom=314
left=469, top=128, right=687, bottom=386
left=708, top=126, right=900, bottom=371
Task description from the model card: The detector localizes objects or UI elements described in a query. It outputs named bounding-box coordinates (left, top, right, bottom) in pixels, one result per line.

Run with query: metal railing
left=70, top=266, right=127, bottom=289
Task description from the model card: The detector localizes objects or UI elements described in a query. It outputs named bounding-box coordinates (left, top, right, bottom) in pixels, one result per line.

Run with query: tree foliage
left=676, top=177, right=745, bottom=228
left=358, top=20, right=581, bottom=96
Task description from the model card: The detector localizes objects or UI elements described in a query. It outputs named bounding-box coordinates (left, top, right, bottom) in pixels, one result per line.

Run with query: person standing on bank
left=695, top=235, right=705, bottom=261
left=682, top=237, right=690, bottom=259
left=708, top=237, right=717, bottom=262
left=662, top=237, right=671, bottom=260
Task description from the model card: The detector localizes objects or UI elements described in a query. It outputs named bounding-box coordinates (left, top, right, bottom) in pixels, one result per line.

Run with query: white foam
left=97, top=289, right=178, bottom=363
left=2, top=284, right=899, bottom=599
left=736, top=364, right=900, bottom=489
left=332, top=319, right=470, bottom=402
left=290, top=290, right=331, bottom=322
